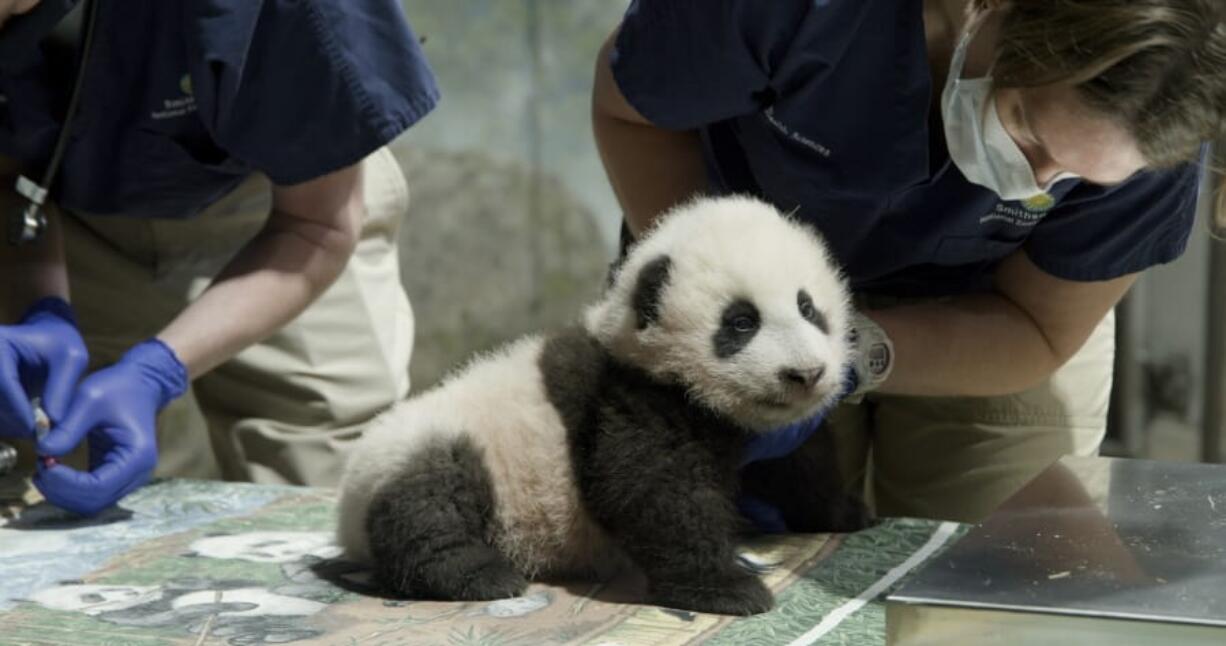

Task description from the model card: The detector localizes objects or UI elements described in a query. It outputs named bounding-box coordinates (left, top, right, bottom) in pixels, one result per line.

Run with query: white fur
left=586, top=195, right=851, bottom=431
left=338, top=195, right=851, bottom=576
left=336, top=337, right=623, bottom=578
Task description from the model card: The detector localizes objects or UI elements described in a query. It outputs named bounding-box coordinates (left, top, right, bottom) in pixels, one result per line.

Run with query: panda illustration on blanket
left=337, top=196, right=871, bottom=616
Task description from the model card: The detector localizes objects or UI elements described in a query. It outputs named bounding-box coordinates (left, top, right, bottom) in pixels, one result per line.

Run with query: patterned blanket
left=0, top=477, right=961, bottom=646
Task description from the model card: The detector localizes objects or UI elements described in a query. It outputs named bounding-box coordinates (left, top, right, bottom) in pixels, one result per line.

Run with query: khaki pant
left=40, top=147, right=413, bottom=486
left=830, top=310, right=1115, bottom=523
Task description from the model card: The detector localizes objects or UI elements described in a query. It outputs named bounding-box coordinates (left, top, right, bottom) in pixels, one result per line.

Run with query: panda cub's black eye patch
left=797, top=289, right=828, bottom=334
left=714, top=299, right=760, bottom=359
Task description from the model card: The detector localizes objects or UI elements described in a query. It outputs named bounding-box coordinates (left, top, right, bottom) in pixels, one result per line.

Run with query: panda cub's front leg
left=581, top=408, right=773, bottom=616
left=624, top=485, right=774, bottom=616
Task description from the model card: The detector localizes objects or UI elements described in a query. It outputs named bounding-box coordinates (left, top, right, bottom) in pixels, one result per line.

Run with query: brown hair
left=973, top=1, right=1226, bottom=227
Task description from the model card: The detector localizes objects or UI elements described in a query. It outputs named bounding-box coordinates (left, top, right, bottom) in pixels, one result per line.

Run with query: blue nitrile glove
left=33, top=338, right=187, bottom=516
left=0, top=297, right=88, bottom=438
left=738, top=366, right=859, bottom=533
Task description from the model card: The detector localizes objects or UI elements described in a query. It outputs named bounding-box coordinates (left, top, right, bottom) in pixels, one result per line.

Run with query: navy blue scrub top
left=0, top=0, right=439, bottom=219
left=611, top=0, right=1203, bottom=297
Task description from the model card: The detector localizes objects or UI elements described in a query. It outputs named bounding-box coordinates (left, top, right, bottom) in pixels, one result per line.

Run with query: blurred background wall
left=1111, top=159, right=1226, bottom=464
left=391, top=1, right=1226, bottom=463
left=391, top=0, right=626, bottom=389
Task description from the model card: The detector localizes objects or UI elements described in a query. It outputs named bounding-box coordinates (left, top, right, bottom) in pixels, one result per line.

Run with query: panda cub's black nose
left=779, top=366, right=825, bottom=389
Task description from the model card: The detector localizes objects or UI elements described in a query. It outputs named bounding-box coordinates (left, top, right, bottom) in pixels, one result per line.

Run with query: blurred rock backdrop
left=392, top=1, right=628, bottom=388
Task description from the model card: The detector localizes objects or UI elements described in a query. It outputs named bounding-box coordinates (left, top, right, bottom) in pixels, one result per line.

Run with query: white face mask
left=941, top=18, right=1077, bottom=201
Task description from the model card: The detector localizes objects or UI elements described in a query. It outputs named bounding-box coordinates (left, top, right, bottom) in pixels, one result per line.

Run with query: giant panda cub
left=337, top=195, right=869, bottom=616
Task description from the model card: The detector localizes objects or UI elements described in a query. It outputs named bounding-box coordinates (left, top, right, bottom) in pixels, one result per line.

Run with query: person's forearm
left=156, top=206, right=360, bottom=379
left=869, top=292, right=1067, bottom=397
left=591, top=36, right=709, bottom=236
left=870, top=250, right=1135, bottom=398
left=0, top=160, right=69, bottom=323
left=593, top=113, right=708, bottom=236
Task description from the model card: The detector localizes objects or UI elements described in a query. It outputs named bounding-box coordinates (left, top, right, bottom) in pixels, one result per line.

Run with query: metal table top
left=888, top=455, right=1226, bottom=626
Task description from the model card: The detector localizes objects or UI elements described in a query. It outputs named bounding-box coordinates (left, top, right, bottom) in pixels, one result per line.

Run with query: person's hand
left=34, top=338, right=187, bottom=516
left=0, top=297, right=87, bottom=439
left=737, top=366, right=858, bottom=533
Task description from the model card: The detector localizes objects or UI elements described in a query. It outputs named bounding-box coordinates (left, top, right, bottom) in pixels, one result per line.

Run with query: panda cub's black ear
left=632, top=255, right=672, bottom=330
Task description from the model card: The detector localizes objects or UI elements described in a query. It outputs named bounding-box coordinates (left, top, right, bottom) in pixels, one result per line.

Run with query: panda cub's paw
left=650, top=573, right=774, bottom=616
left=446, top=560, right=530, bottom=602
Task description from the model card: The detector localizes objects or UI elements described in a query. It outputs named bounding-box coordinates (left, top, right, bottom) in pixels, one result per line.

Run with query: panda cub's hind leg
left=366, top=435, right=527, bottom=601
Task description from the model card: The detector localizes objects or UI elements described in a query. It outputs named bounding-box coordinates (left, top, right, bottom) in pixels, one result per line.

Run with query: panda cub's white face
left=586, top=196, right=852, bottom=432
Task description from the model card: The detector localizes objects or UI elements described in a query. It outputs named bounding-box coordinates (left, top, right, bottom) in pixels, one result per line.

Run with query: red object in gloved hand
left=34, top=339, right=187, bottom=516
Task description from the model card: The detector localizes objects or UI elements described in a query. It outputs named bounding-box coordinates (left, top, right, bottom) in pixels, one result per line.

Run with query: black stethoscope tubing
left=8, top=0, right=97, bottom=245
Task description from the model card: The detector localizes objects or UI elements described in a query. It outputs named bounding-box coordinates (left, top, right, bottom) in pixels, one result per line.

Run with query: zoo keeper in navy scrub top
left=593, top=0, right=1226, bottom=523
left=0, top=0, right=439, bottom=515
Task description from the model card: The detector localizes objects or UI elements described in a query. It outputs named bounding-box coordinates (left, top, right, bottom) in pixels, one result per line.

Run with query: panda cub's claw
left=373, top=546, right=528, bottom=602
left=650, top=573, right=774, bottom=616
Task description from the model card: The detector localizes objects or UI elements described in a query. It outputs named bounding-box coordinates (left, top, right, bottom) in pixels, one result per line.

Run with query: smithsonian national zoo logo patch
left=979, top=193, right=1057, bottom=227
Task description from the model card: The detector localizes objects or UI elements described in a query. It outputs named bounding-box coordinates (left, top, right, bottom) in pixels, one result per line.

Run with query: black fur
left=739, top=425, right=873, bottom=533
left=366, top=325, right=862, bottom=616
left=578, top=359, right=773, bottom=615
left=713, top=299, right=761, bottom=359
left=540, top=326, right=868, bottom=614
left=539, top=327, right=772, bottom=615
left=797, top=289, right=829, bottom=334
left=365, top=436, right=527, bottom=601
left=632, top=256, right=672, bottom=329
left=540, top=327, right=608, bottom=436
